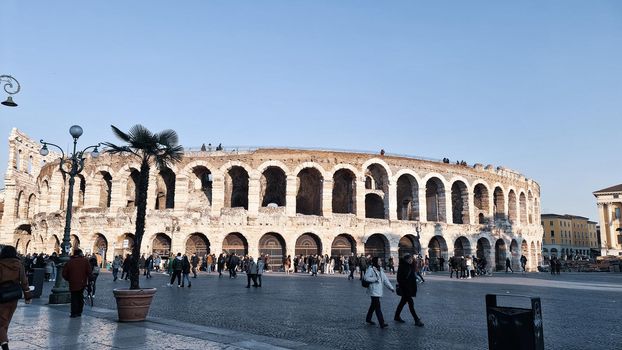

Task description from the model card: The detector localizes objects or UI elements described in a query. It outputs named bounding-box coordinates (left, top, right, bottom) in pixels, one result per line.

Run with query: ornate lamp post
left=1, top=75, right=20, bottom=107
left=40, top=125, right=101, bottom=304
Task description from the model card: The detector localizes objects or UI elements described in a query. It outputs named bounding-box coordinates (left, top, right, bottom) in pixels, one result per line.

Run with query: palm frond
left=157, top=129, right=179, bottom=146
left=110, top=125, right=132, bottom=143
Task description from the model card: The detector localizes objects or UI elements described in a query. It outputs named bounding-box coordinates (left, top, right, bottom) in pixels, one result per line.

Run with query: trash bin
left=485, top=294, right=544, bottom=350
left=27, top=268, right=46, bottom=298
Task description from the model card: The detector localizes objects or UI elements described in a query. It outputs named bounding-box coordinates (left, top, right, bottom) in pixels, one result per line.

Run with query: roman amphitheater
left=1, top=128, right=544, bottom=271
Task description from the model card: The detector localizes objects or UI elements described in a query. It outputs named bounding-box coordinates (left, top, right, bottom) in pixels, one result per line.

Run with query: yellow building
left=593, top=184, right=622, bottom=256
left=541, top=214, right=599, bottom=260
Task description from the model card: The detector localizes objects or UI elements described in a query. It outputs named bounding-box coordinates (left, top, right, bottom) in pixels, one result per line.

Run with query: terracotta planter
left=113, top=288, right=157, bottom=322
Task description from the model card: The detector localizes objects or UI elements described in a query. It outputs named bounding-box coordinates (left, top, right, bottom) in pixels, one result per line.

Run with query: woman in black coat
left=394, top=254, right=424, bottom=327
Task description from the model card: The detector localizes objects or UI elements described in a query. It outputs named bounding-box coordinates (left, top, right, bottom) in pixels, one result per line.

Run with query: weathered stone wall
left=0, top=129, right=544, bottom=271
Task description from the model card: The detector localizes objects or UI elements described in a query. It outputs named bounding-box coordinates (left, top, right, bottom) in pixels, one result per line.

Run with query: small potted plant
left=103, top=124, right=183, bottom=321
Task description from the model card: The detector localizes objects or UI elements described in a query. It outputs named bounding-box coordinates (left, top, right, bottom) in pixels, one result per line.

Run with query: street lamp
left=40, top=125, right=101, bottom=304
left=0, top=75, right=20, bottom=107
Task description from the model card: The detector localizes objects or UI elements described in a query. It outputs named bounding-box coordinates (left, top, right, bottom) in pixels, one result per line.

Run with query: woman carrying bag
left=0, top=246, right=32, bottom=350
left=394, top=254, right=424, bottom=327
left=364, top=257, right=395, bottom=328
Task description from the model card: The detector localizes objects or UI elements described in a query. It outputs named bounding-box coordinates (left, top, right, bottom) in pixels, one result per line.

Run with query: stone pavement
left=17, top=271, right=622, bottom=350
left=8, top=300, right=321, bottom=349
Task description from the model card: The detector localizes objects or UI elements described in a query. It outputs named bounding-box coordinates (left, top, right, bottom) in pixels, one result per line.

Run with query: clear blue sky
left=2, top=1, right=621, bottom=220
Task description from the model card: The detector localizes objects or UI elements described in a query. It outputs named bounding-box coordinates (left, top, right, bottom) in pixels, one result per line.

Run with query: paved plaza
left=16, top=271, right=622, bottom=349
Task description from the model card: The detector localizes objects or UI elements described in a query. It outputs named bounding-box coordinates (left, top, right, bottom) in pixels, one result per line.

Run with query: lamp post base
left=48, top=259, right=71, bottom=304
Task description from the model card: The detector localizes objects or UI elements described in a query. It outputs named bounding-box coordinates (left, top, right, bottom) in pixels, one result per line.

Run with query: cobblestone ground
left=42, top=270, right=622, bottom=350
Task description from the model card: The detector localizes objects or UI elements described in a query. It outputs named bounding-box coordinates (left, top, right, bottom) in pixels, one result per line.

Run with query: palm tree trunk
left=130, top=158, right=150, bottom=290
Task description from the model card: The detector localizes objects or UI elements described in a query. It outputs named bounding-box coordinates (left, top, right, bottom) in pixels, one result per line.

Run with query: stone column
left=356, top=178, right=366, bottom=219
left=110, top=178, right=125, bottom=210
left=146, top=173, right=157, bottom=211
left=322, top=179, right=333, bottom=218
left=488, top=193, right=494, bottom=223
left=247, top=173, right=261, bottom=218
left=444, top=188, right=452, bottom=223
left=286, top=175, right=297, bottom=217
left=388, top=180, right=397, bottom=221
left=211, top=174, right=225, bottom=216
left=418, top=186, right=427, bottom=223
left=598, top=203, right=609, bottom=252
left=174, top=175, right=188, bottom=211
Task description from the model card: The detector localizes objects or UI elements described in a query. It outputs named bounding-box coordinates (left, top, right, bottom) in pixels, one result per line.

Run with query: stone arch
left=521, top=240, right=529, bottom=270
left=451, top=180, right=470, bottom=224
left=15, top=191, right=25, bottom=219
left=27, top=193, right=36, bottom=219
left=70, top=234, right=81, bottom=253
left=261, top=166, right=286, bottom=207
left=223, top=232, right=248, bottom=256
left=476, top=237, right=492, bottom=262
left=364, top=163, right=389, bottom=192
left=185, top=232, right=210, bottom=257
left=76, top=174, right=86, bottom=208
left=155, top=167, right=176, bottom=209
left=508, top=190, right=517, bottom=224
left=428, top=236, right=448, bottom=271
left=398, top=234, right=421, bottom=257
left=473, top=183, right=490, bottom=224
left=493, top=186, right=506, bottom=221
left=361, top=158, right=393, bottom=179
left=39, top=179, right=50, bottom=212
left=95, top=171, right=113, bottom=208
left=396, top=174, right=419, bottom=221
left=519, top=192, right=527, bottom=224
left=151, top=233, right=171, bottom=257
left=550, top=248, right=558, bottom=258
left=292, top=162, right=327, bottom=179
left=296, top=168, right=323, bottom=215
left=224, top=166, right=249, bottom=209
left=126, top=168, right=140, bottom=208
left=48, top=234, right=60, bottom=254
left=93, top=233, right=108, bottom=263
left=331, top=234, right=356, bottom=257
left=425, top=176, right=446, bottom=222
left=259, top=232, right=286, bottom=267
left=453, top=236, right=472, bottom=256
left=332, top=169, right=356, bottom=214
left=365, top=193, right=385, bottom=219
left=364, top=233, right=390, bottom=261
left=189, top=165, right=213, bottom=207
left=495, top=239, right=507, bottom=271
left=295, top=232, right=322, bottom=256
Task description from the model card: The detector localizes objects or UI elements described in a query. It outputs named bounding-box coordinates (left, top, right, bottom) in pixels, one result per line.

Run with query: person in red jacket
left=62, top=249, right=92, bottom=318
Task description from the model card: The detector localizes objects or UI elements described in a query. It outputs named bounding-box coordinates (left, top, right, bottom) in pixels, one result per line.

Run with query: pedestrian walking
left=121, top=254, right=131, bottom=280
left=62, top=249, right=92, bottom=318
left=394, top=255, right=424, bottom=327
left=256, top=257, right=265, bottom=287
left=112, top=255, right=122, bottom=281
left=167, top=253, right=183, bottom=287
left=0, top=245, right=33, bottom=350
left=217, top=253, right=226, bottom=277
left=191, top=253, right=199, bottom=278
left=364, top=257, right=395, bottom=328
left=505, top=257, right=513, bottom=273
left=145, top=254, right=153, bottom=279
left=88, top=256, right=100, bottom=297
left=284, top=255, right=292, bottom=275
left=520, top=255, right=527, bottom=273
left=245, top=257, right=258, bottom=288
left=181, top=255, right=192, bottom=288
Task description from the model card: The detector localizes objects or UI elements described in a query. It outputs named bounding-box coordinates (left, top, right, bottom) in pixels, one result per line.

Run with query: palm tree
left=103, top=125, right=183, bottom=289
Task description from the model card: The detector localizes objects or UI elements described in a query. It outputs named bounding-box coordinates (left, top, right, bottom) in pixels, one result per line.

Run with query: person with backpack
left=88, top=256, right=100, bottom=297
left=363, top=257, right=395, bottom=328
left=394, top=255, right=424, bottom=327
left=167, top=253, right=183, bottom=287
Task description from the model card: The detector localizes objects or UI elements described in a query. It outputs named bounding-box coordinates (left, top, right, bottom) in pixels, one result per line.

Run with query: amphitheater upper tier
left=2, top=128, right=543, bottom=271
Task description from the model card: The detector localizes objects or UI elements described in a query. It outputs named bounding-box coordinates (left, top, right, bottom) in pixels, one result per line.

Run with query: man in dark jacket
left=191, top=253, right=199, bottom=278
left=393, top=255, right=424, bottom=327
left=62, top=249, right=92, bottom=318
left=121, top=254, right=131, bottom=280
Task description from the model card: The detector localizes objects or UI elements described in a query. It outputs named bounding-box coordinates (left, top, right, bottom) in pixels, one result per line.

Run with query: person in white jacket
left=364, top=257, right=395, bottom=328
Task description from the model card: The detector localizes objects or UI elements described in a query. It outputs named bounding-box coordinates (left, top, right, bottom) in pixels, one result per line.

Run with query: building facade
left=1, top=128, right=544, bottom=271
left=593, top=184, right=622, bottom=256
left=540, top=214, right=599, bottom=260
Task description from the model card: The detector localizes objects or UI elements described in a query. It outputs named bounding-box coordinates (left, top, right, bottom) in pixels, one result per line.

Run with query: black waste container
left=27, top=268, right=46, bottom=298
left=485, top=294, right=544, bottom=350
